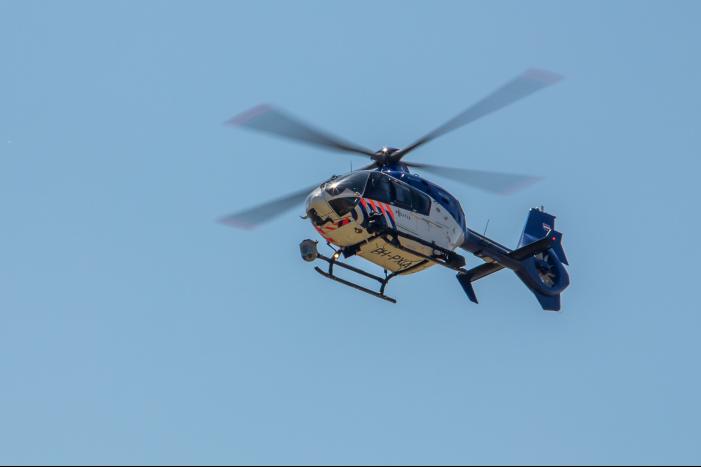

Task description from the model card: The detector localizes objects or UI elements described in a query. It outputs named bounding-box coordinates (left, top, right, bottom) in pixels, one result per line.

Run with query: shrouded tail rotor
left=513, top=209, right=570, bottom=311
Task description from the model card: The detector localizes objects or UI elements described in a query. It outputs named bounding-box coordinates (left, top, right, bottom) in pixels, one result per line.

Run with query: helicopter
left=221, top=69, right=570, bottom=311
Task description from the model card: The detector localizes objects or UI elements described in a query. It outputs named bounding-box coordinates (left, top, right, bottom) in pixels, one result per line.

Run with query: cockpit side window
left=364, top=172, right=392, bottom=203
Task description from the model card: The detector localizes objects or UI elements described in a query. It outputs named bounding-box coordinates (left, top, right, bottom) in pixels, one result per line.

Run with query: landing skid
left=300, top=230, right=467, bottom=303
left=313, top=252, right=429, bottom=304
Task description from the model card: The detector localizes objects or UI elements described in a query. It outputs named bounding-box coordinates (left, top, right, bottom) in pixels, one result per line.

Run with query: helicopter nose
left=305, top=187, right=334, bottom=224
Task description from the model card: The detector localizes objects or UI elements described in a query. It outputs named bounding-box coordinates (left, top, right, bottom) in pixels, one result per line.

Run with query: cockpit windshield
left=324, top=172, right=370, bottom=196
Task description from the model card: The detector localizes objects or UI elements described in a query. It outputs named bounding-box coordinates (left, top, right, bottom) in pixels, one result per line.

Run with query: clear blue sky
left=2, top=1, right=700, bottom=464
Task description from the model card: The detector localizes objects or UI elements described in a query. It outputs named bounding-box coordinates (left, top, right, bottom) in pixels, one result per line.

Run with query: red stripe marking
left=368, top=199, right=379, bottom=212
left=383, top=202, right=396, bottom=221
left=360, top=198, right=369, bottom=211
left=375, top=201, right=386, bottom=215
left=380, top=203, right=393, bottom=223
left=379, top=203, right=393, bottom=225
left=314, top=226, right=331, bottom=242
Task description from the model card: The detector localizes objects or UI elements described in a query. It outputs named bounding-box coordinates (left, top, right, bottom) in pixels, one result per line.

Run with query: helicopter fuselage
left=225, top=68, right=570, bottom=309
left=305, top=168, right=466, bottom=274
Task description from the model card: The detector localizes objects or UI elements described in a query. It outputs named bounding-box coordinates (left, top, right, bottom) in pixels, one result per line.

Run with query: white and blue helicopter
left=222, top=69, right=570, bottom=311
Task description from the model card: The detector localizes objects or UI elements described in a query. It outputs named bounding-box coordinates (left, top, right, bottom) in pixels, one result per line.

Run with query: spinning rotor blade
left=405, top=162, right=542, bottom=195
left=219, top=184, right=319, bottom=229
left=228, top=105, right=375, bottom=158
left=392, top=69, right=563, bottom=160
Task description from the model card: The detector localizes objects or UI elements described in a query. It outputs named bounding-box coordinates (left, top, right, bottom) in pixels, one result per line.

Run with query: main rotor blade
left=392, top=69, right=563, bottom=160
left=219, top=184, right=319, bottom=229
left=228, top=105, right=375, bottom=158
left=406, top=162, right=542, bottom=195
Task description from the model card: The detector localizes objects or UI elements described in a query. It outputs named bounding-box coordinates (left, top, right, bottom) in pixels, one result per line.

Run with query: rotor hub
left=373, top=146, right=400, bottom=165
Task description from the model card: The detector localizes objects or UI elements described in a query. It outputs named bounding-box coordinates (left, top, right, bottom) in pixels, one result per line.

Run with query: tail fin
left=518, top=208, right=568, bottom=265
left=514, top=208, right=570, bottom=311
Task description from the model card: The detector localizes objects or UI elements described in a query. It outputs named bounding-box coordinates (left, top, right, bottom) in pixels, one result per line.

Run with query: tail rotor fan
left=533, top=251, right=558, bottom=288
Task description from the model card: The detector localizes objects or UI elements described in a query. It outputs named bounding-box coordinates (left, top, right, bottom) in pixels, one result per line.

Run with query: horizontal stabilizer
left=456, top=273, right=479, bottom=303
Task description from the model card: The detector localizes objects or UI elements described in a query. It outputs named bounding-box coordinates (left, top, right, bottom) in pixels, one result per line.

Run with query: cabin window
left=400, top=173, right=465, bottom=228
left=432, top=186, right=465, bottom=227
left=364, top=172, right=432, bottom=216
left=391, top=179, right=414, bottom=210
left=411, top=190, right=431, bottom=215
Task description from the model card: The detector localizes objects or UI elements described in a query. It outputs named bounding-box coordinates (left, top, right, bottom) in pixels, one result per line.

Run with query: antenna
left=350, top=161, right=353, bottom=172
left=483, top=219, right=491, bottom=236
